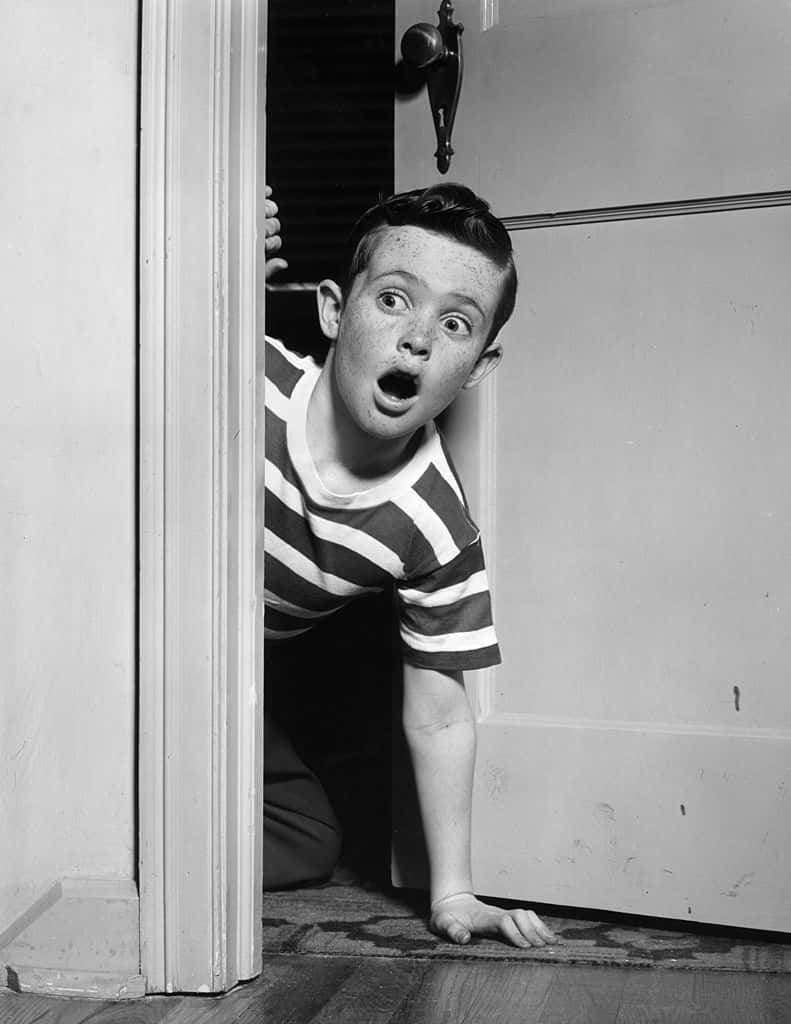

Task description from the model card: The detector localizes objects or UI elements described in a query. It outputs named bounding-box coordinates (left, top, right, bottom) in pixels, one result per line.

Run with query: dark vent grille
left=266, top=0, right=395, bottom=286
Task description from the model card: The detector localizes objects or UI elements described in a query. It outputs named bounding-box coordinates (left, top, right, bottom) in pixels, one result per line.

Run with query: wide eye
left=378, top=290, right=408, bottom=312
left=441, top=314, right=472, bottom=336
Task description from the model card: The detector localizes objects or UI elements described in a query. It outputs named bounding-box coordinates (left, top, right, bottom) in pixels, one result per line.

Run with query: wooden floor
left=3, top=953, right=791, bottom=1023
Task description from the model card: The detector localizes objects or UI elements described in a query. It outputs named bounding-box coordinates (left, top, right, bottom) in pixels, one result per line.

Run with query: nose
left=397, top=318, right=433, bottom=360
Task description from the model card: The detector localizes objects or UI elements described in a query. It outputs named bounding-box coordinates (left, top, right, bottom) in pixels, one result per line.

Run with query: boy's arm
left=402, top=662, right=559, bottom=948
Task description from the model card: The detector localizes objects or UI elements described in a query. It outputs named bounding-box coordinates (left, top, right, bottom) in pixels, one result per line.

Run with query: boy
left=263, top=183, right=557, bottom=949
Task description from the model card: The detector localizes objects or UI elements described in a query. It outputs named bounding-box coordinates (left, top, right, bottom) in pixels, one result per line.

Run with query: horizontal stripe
left=266, top=556, right=350, bottom=613
left=401, top=591, right=494, bottom=639
left=402, top=643, right=501, bottom=672
left=264, top=528, right=380, bottom=599
left=265, top=377, right=291, bottom=423
left=405, top=540, right=486, bottom=594
left=265, top=335, right=307, bottom=390
left=413, top=463, right=476, bottom=549
left=393, top=489, right=459, bottom=566
left=264, top=587, right=337, bottom=619
left=264, top=407, right=289, bottom=466
left=266, top=458, right=404, bottom=576
left=435, top=432, right=468, bottom=508
left=400, top=622, right=498, bottom=654
left=264, top=625, right=311, bottom=639
left=265, top=603, right=344, bottom=634
left=399, top=569, right=489, bottom=607
left=267, top=493, right=394, bottom=586
left=358, top=500, right=437, bottom=577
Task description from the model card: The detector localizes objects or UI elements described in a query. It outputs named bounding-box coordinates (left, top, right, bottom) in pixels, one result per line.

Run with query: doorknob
left=400, top=1, right=464, bottom=174
left=401, top=23, right=446, bottom=69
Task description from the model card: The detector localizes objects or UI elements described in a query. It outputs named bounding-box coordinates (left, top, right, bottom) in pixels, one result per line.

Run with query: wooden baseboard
left=0, top=877, right=144, bottom=999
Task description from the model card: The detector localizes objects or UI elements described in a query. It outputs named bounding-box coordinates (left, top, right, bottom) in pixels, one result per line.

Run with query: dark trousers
left=263, top=594, right=398, bottom=890
left=263, top=709, right=342, bottom=889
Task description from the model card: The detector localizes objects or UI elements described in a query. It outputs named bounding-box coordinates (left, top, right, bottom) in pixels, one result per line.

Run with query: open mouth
left=378, top=370, right=418, bottom=402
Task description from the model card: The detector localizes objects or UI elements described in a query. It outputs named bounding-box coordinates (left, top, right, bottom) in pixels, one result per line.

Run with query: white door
left=394, top=0, right=791, bottom=930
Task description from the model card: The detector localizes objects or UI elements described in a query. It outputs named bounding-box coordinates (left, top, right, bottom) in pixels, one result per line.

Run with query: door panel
left=468, top=208, right=791, bottom=928
left=473, top=722, right=790, bottom=929
left=396, top=0, right=791, bottom=213
left=497, top=209, right=791, bottom=730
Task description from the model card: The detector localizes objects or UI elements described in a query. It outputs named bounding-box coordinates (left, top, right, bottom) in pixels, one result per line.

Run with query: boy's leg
left=263, top=709, right=342, bottom=889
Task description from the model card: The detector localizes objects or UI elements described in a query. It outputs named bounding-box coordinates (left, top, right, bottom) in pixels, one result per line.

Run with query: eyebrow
left=372, top=268, right=487, bottom=320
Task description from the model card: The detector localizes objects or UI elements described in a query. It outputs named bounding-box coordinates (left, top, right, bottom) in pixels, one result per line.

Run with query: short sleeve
left=396, top=538, right=501, bottom=672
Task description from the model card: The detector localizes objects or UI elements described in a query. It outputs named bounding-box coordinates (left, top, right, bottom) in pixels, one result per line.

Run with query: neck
left=307, top=351, right=420, bottom=493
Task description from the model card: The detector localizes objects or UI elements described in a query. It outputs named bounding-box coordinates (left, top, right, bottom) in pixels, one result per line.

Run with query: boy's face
left=317, top=225, right=506, bottom=444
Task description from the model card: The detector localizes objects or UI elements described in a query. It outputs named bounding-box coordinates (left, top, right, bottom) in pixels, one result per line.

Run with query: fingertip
left=442, top=922, right=471, bottom=945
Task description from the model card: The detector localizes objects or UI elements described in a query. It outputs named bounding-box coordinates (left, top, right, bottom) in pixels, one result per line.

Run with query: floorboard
left=389, top=961, right=557, bottom=1024
left=159, top=973, right=266, bottom=1024
left=308, top=958, right=428, bottom=1024
left=4, top=953, right=791, bottom=1023
left=0, top=990, right=177, bottom=1024
left=239, top=955, right=358, bottom=1024
left=539, top=965, right=628, bottom=1024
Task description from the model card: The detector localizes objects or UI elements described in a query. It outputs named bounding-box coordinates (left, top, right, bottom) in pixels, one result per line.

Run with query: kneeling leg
left=264, top=711, right=342, bottom=889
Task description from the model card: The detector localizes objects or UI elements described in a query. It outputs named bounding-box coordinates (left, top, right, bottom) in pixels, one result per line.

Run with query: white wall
left=0, top=1, right=138, bottom=931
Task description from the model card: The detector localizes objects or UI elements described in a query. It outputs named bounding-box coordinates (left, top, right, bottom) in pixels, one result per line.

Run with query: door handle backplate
left=400, top=1, right=464, bottom=174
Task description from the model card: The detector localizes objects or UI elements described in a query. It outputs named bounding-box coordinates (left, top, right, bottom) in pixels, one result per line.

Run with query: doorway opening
left=265, top=0, right=396, bottom=887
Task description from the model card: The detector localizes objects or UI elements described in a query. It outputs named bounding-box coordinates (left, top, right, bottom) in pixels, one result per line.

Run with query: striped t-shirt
left=264, top=336, right=501, bottom=672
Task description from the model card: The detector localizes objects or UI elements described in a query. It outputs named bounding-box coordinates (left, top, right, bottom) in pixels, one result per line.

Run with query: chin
left=361, top=413, right=422, bottom=444
left=366, top=422, right=417, bottom=443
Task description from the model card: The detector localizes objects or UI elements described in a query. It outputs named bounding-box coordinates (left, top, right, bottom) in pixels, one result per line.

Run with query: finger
left=264, top=198, right=279, bottom=217
left=265, top=235, right=283, bottom=253
left=265, top=217, right=281, bottom=237
left=511, top=909, right=546, bottom=947
left=496, top=914, right=532, bottom=949
left=527, top=910, right=561, bottom=944
left=265, top=258, right=288, bottom=280
left=265, top=184, right=272, bottom=197
left=430, top=910, right=471, bottom=946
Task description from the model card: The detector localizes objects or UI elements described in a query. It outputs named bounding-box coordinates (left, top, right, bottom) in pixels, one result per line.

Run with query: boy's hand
left=264, top=185, right=288, bottom=280
left=430, top=892, right=560, bottom=948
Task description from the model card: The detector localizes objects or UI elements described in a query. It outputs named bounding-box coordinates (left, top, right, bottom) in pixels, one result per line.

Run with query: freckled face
left=321, top=226, right=506, bottom=443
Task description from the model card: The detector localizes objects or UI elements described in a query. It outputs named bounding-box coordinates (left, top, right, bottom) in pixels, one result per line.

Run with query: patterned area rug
left=263, top=879, right=791, bottom=972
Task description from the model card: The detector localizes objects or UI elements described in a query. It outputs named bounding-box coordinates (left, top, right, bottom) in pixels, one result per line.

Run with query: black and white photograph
left=2, top=0, right=791, bottom=1020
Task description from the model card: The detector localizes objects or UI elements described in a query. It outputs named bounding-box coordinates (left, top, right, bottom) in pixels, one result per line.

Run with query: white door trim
left=466, top=377, right=498, bottom=720
left=138, top=0, right=265, bottom=993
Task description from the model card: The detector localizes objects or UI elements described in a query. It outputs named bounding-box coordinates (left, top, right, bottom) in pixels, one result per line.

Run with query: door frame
left=138, top=0, right=265, bottom=993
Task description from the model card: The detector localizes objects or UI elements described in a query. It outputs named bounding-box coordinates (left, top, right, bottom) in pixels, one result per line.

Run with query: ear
left=462, top=342, right=503, bottom=390
left=316, top=279, right=344, bottom=341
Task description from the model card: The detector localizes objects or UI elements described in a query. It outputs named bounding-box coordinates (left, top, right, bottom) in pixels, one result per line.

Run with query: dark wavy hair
left=340, top=183, right=517, bottom=344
